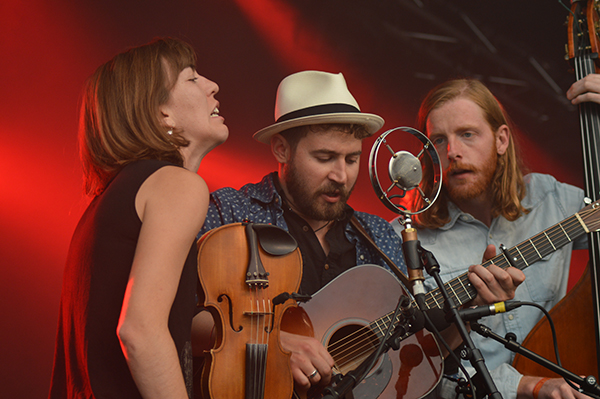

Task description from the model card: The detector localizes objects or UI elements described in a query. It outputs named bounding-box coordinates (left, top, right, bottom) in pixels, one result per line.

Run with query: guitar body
left=282, top=265, right=443, bottom=399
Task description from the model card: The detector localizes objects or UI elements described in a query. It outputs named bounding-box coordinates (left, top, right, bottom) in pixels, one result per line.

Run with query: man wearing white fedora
left=195, top=70, right=408, bottom=395
left=194, top=70, right=519, bottom=397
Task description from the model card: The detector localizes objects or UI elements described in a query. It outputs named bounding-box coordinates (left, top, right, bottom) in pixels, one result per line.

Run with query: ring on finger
left=308, top=369, right=319, bottom=379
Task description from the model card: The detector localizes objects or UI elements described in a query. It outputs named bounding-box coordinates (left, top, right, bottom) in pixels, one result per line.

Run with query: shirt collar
left=247, top=172, right=281, bottom=205
left=439, top=201, right=470, bottom=231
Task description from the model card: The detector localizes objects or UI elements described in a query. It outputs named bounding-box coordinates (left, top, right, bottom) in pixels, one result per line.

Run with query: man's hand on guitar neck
left=467, top=244, right=526, bottom=307
left=518, top=375, right=589, bottom=399
left=280, top=331, right=335, bottom=395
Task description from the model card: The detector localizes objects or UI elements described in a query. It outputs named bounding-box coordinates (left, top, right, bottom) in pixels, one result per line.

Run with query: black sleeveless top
left=49, top=160, right=197, bottom=398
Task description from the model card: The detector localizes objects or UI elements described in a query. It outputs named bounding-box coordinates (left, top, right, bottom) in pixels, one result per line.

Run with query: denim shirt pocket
left=522, top=250, right=566, bottom=303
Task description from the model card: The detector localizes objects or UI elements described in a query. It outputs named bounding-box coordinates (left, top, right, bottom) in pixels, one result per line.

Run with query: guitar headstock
left=567, top=0, right=600, bottom=68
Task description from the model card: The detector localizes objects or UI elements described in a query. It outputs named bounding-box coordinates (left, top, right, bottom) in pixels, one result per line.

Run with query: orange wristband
left=532, top=377, right=550, bottom=399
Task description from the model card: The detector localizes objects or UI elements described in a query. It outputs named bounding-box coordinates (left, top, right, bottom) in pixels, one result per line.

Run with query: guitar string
left=326, top=207, right=600, bottom=367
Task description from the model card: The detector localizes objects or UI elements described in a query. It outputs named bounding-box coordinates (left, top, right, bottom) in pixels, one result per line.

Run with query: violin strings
left=248, top=284, right=272, bottom=397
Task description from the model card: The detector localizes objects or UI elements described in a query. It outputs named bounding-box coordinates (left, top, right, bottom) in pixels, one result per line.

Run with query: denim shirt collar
left=440, top=201, right=470, bottom=230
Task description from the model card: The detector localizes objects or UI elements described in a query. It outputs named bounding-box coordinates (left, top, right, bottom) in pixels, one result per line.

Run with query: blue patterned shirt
left=199, top=173, right=407, bottom=284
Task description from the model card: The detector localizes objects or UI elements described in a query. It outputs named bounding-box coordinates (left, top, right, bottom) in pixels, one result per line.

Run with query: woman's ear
left=159, top=101, right=176, bottom=130
left=271, top=134, right=291, bottom=163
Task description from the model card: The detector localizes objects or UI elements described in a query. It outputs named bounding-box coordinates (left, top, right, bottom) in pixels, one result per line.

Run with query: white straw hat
left=253, top=71, right=384, bottom=144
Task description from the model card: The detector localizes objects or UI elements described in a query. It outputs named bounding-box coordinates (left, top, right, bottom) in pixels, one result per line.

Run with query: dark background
left=0, top=1, right=589, bottom=397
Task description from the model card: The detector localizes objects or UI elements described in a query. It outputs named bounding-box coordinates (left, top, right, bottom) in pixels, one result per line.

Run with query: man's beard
left=444, top=150, right=498, bottom=203
left=283, top=161, right=353, bottom=222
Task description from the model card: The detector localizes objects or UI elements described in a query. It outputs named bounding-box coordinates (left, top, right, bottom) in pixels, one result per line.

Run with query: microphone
left=389, top=150, right=423, bottom=191
left=368, top=127, right=442, bottom=216
left=456, top=301, right=523, bottom=322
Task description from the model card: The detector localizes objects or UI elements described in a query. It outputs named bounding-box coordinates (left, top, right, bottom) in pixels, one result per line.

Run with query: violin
left=197, top=223, right=302, bottom=399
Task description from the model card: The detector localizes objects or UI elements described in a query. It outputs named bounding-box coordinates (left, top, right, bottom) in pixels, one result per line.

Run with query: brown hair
left=79, top=37, right=196, bottom=196
left=415, top=78, right=528, bottom=229
left=279, top=123, right=370, bottom=151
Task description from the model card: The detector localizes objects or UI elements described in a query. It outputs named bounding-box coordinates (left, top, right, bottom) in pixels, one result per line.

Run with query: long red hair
left=415, top=79, right=528, bottom=229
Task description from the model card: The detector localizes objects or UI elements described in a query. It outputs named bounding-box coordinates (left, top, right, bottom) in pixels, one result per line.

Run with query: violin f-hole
left=218, top=294, right=243, bottom=332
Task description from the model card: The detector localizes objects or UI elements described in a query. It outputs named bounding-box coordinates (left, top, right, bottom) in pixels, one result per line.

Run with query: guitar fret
left=529, top=239, right=542, bottom=259
left=431, top=293, right=441, bottom=308
left=374, top=318, right=387, bottom=340
left=575, top=212, right=590, bottom=234
left=500, top=251, right=510, bottom=267
left=559, top=223, right=572, bottom=242
left=446, top=282, right=458, bottom=300
left=456, top=278, right=472, bottom=303
left=543, top=231, right=556, bottom=250
left=515, top=246, right=528, bottom=267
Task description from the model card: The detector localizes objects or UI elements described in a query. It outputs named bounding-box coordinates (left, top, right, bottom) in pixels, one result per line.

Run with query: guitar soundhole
left=327, top=323, right=381, bottom=375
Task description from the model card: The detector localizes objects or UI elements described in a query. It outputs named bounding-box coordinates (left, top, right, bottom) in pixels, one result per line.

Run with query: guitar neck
left=367, top=208, right=592, bottom=341
left=422, top=211, right=589, bottom=310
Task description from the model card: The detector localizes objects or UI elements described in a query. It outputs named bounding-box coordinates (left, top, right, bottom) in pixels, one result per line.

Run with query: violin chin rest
left=252, top=224, right=298, bottom=256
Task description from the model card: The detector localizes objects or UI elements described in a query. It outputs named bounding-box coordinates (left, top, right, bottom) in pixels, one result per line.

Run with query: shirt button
left=359, top=255, right=365, bottom=260
left=324, top=263, right=330, bottom=270
left=461, top=215, right=469, bottom=221
left=303, top=225, right=309, bottom=232
left=508, top=314, right=514, bottom=320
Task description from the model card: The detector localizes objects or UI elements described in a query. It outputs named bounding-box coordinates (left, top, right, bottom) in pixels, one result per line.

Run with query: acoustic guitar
left=283, top=201, right=600, bottom=399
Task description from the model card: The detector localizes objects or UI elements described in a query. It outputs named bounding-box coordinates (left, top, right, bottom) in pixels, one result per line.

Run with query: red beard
left=444, top=151, right=497, bottom=203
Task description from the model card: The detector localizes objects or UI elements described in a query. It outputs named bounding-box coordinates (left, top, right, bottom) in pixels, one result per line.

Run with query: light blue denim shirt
left=392, top=173, right=586, bottom=399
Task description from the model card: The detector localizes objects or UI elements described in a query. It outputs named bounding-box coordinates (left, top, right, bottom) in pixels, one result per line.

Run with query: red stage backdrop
left=0, top=1, right=588, bottom=397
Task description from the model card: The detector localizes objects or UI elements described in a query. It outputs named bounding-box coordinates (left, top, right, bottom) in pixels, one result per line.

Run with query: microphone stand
left=420, top=247, right=503, bottom=399
left=470, top=322, right=600, bottom=399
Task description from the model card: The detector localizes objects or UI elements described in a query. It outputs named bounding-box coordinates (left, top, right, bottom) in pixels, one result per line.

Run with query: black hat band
left=276, top=103, right=360, bottom=123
